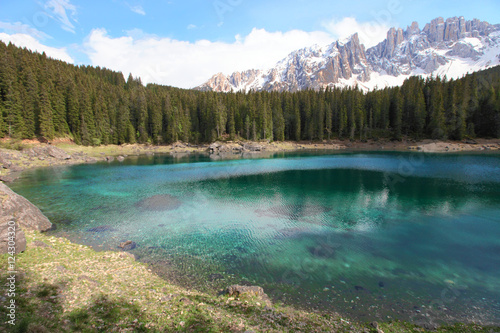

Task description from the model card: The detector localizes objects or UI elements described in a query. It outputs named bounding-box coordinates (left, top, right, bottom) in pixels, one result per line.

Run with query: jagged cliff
left=197, top=16, right=500, bottom=92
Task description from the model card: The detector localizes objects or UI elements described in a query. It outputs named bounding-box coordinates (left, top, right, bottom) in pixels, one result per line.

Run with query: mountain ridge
left=197, top=16, right=500, bottom=92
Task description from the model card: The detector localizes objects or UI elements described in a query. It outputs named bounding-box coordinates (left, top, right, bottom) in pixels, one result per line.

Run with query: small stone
left=118, top=240, right=137, bottom=251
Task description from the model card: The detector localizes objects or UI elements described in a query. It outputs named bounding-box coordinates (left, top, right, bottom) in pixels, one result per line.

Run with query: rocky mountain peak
left=406, top=21, right=420, bottom=36
left=197, top=16, right=500, bottom=93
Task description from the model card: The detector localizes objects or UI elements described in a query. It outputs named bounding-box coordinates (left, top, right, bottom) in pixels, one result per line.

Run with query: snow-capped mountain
left=196, top=17, right=500, bottom=92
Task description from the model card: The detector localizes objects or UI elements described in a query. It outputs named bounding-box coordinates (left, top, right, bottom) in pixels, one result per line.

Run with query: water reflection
left=10, top=152, right=500, bottom=324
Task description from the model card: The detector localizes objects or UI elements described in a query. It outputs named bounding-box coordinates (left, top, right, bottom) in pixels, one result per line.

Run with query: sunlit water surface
left=11, top=151, right=500, bottom=325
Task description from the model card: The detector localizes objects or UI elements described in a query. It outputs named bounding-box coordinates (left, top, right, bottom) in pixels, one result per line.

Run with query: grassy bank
left=0, top=230, right=358, bottom=332
left=1, top=230, right=499, bottom=332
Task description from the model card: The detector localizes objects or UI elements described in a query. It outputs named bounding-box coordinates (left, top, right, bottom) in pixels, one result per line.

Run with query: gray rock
left=106, top=156, right=115, bottom=162
left=46, top=146, right=71, bottom=160
left=0, top=175, right=18, bottom=183
left=0, top=218, right=26, bottom=254
left=116, top=156, right=125, bottom=162
left=23, top=146, right=71, bottom=160
left=119, top=252, right=135, bottom=260
left=226, top=285, right=267, bottom=298
left=447, top=42, right=481, bottom=59
left=243, top=143, right=263, bottom=152
left=0, top=182, right=52, bottom=232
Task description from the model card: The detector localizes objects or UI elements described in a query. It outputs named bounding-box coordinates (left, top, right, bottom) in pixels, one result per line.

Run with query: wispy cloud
left=187, top=24, right=197, bottom=30
left=129, top=4, right=146, bottom=15
left=0, top=21, right=51, bottom=40
left=322, top=17, right=390, bottom=48
left=0, top=32, right=73, bottom=63
left=44, top=0, right=78, bottom=33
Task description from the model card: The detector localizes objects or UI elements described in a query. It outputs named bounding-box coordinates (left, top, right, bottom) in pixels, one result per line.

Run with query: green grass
left=1, top=230, right=499, bottom=332
left=0, top=139, right=32, bottom=151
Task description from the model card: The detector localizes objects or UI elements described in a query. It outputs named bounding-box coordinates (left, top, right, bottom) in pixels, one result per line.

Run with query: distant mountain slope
left=197, top=16, right=500, bottom=92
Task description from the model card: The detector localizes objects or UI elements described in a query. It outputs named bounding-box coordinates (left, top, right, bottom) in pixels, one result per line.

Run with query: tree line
left=1, top=40, right=499, bottom=145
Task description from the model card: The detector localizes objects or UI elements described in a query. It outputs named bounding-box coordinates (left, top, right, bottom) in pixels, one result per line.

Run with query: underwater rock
left=308, top=243, right=337, bottom=258
left=117, top=156, right=125, bottom=162
left=208, top=273, right=224, bottom=281
left=118, top=240, right=137, bottom=251
left=86, top=225, right=116, bottom=233
left=135, top=194, right=182, bottom=211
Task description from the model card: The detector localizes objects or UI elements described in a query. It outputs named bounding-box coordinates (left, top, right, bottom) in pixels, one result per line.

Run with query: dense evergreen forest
left=0, top=40, right=499, bottom=145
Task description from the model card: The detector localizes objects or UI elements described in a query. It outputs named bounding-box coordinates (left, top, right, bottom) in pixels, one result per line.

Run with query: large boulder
left=0, top=182, right=52, bottom=232
left=23, top=146, right=71, bottom=160
left=0, top=218, right=26, bottom=254
left=46, top=146, right=71, bottom=160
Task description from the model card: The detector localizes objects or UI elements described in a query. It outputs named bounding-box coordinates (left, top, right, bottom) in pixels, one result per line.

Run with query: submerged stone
left=208, top=273, right=224, bottom=281
left=118, top=240, right=137, bottom=251
left=308, top=243, right=337, bottom=258
left=136, top=194, right=182, bottom=211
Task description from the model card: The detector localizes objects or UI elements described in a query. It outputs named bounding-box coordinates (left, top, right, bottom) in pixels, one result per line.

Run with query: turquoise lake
left=10, top=151, right=500, bottom=325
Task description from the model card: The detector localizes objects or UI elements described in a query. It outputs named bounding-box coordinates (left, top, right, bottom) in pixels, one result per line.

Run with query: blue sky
left=1, top=0, right=499, bottom=88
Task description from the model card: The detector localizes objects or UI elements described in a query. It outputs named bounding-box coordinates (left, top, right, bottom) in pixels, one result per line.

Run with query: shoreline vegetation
left=1, top=139, right=500, bottom=332
left=2, top=230, right=497, bottom=333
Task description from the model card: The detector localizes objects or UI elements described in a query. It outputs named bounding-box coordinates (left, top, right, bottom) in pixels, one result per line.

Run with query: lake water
left=10, top=151, right=500, bottom=325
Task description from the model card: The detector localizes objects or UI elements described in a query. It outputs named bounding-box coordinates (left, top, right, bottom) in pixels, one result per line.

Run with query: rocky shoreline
left=1, top=138, right=499, bottom=182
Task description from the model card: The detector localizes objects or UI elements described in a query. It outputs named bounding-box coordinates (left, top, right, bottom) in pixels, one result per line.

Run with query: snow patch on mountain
left=197, top=16, right=500, bottom=93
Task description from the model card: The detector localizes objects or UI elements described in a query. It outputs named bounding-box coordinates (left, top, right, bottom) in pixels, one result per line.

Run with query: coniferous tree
left=38, top=84, right=55, bottom=139
left=1, top=40, right=499, bottom=144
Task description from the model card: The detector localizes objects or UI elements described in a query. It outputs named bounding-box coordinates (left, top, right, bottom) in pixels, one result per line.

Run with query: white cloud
left=84, top=28, right=334, bottom=89
left=44, top=0, right=78, bottom=33
left=129, top=5, right=146, bottom=15
left=322, top=17, right=390, bottom=48
left=0, top=21, right=51, bottom=40
left=0, top=33, right=74, bottom=63
left=187, top=24, right=197, bottom=30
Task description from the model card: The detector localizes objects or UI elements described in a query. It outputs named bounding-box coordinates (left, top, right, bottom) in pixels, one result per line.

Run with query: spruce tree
left=38, top=84, right=55, bottom=139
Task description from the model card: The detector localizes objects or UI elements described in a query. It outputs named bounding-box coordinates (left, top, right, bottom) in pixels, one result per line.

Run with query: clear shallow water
left=11, top=151, right=500, bottom=325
